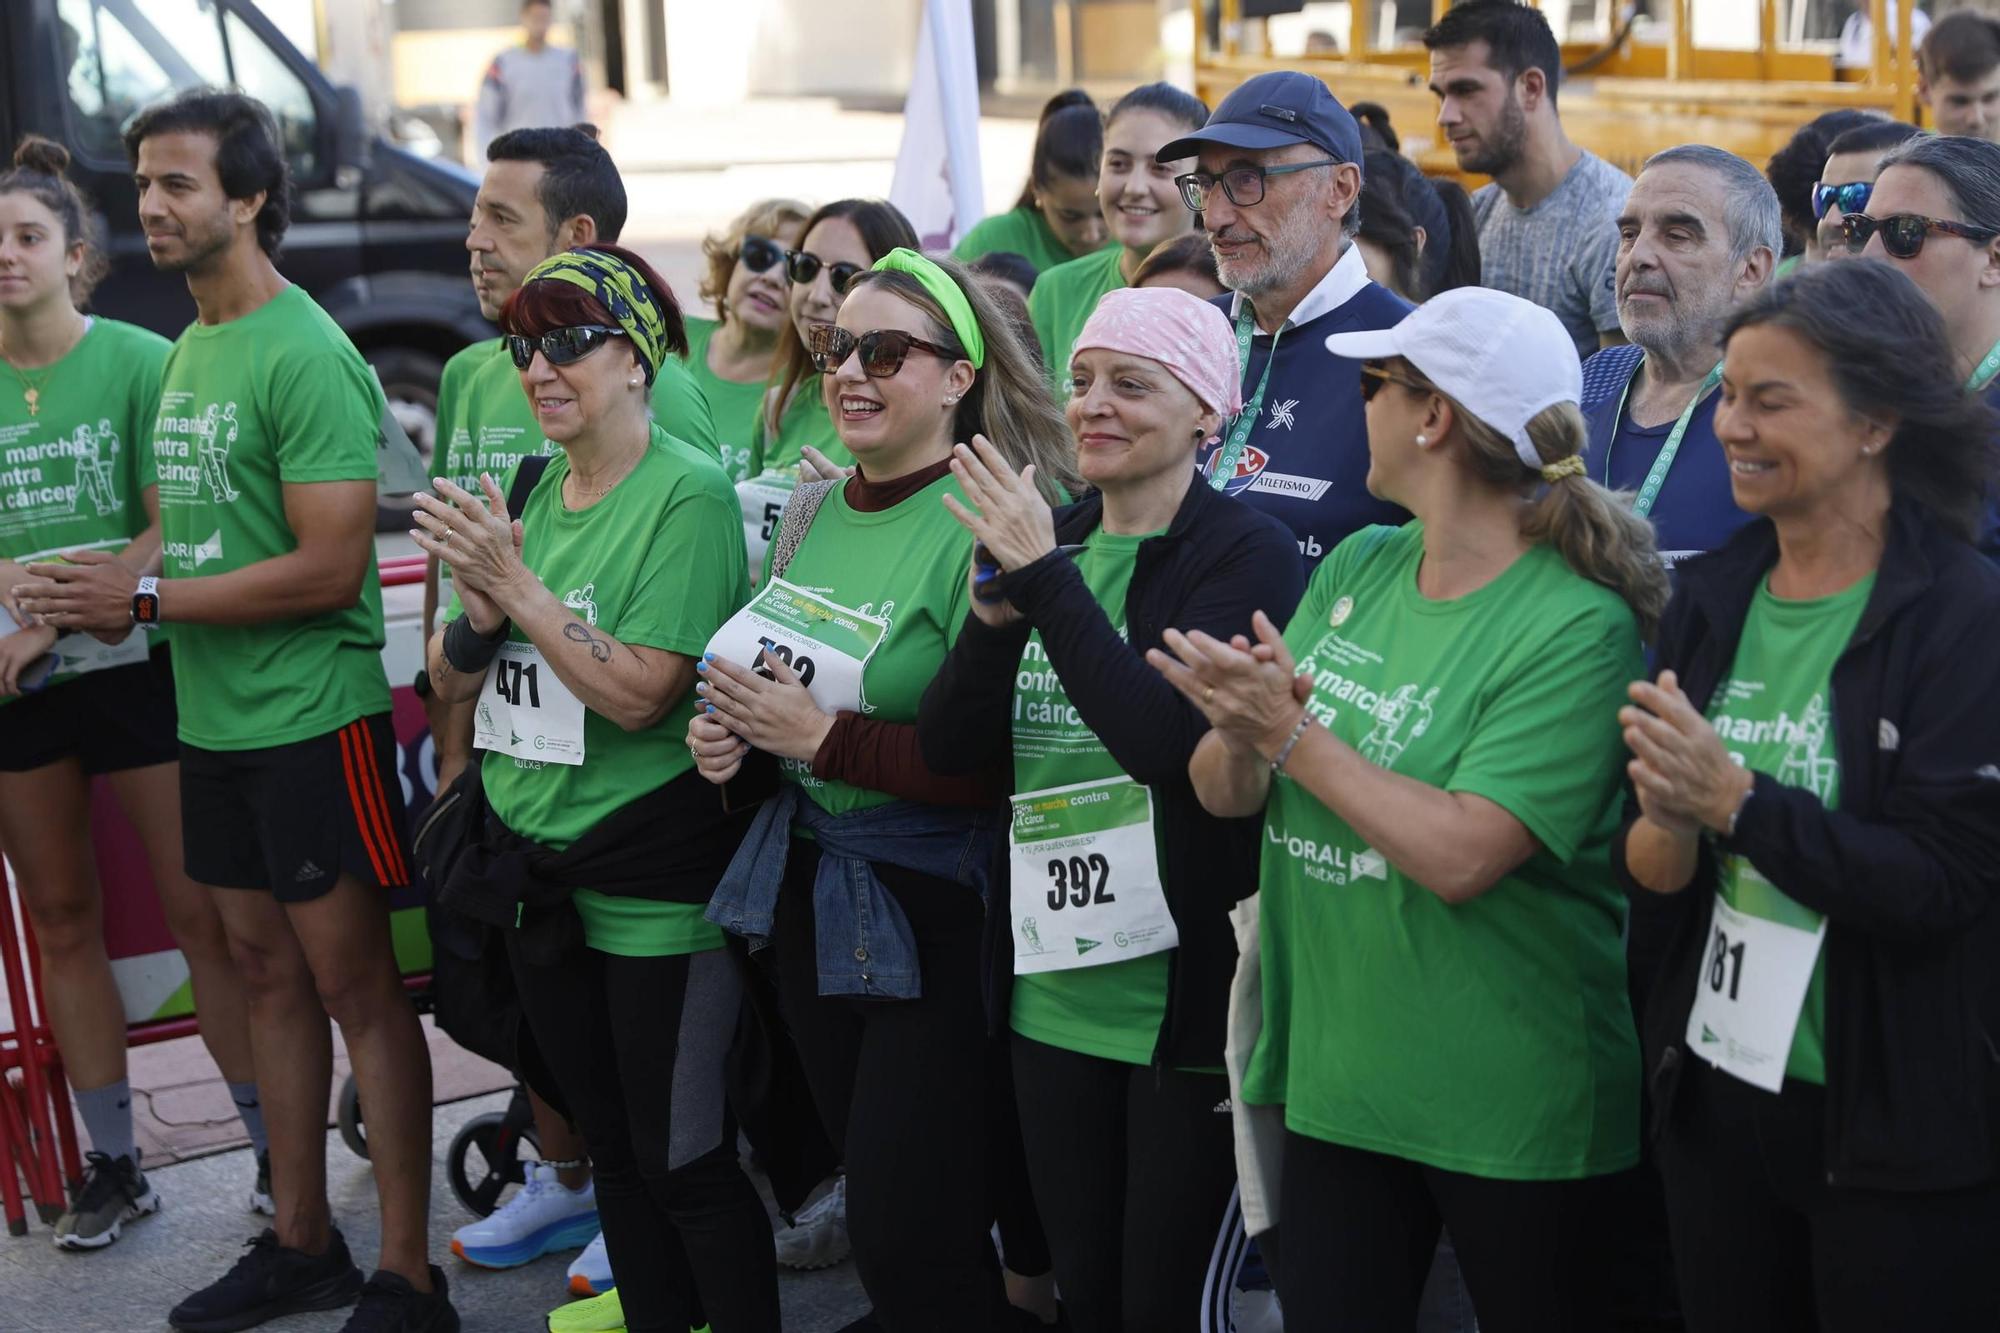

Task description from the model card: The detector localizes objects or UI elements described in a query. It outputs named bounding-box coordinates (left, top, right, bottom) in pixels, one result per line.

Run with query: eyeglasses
left=1840, top=211, right=2000, bottom=259
left=738, top=234, right=787, bottom=275
left=505, top=324, right=627, bottom=370
left=786, top=249, right=866, bottom=294
left=809, top=325, right=960, bottom=378
left=1811, top=180, right=1872, bottom=220
left=1174, top=159, right=1341, bottom=212
left=1357, top=361, right=1428, bottom=403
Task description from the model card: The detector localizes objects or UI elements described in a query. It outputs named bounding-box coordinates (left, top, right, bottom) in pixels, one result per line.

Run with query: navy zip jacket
left=1612, top=498, right=2000, bottom=1191
left=917, top=479, right=1305, bottom=1069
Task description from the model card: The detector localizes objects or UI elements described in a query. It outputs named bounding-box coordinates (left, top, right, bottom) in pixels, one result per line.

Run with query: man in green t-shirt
left=17, top=92, right=457, bottom=1333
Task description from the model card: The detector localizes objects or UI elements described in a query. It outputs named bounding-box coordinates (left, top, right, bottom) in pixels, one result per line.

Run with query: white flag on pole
left=891, top=0, right=985, bottom=249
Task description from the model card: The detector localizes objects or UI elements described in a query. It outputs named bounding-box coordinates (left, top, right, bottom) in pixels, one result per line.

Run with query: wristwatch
left=131, top=576, right=161, bottom=628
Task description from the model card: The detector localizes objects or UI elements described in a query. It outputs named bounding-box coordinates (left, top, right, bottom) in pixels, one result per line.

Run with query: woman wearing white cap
left=1150, top=287, right=1669, bottom=1330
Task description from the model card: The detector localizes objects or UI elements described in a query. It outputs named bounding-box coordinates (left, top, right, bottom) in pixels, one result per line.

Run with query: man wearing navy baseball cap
left=1156, top=71, right=1412, bottom=571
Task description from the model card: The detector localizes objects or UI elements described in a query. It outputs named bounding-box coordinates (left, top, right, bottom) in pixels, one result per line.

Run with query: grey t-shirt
left=1472, top=152, right=1632, bottom=361
left=474, top=45, right=587, bottom=152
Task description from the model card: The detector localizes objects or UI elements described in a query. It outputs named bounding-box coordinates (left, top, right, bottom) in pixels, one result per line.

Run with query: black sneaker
left=341, top=1265, right=460, bottom=1333
left=169, top=1227, right=365, bottom=1332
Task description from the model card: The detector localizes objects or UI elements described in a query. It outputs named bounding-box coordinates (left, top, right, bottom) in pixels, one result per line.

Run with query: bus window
left=57, top=0, right=230, bottom=162
left=222, top=10, right=319, bottom=177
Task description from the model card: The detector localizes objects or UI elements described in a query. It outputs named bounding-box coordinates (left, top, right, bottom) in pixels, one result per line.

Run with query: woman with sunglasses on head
left=737, top=199, right=919, bottom=575
left=915, top=286, right=1304, bottom=1333
left=417, top=244, right=776, bottom=1333
left=1153, top=288, right=1668, bottom=1332
left=0, top=134, right=264, bottom=1252
left=692, top=250, right=1076, bottom=1332
left=686, top=198, right=811, bottom=485
left=955, top=90, right=1110, bottom=274
left=1615, top=260, right=2000, bottom=1333
left=1030, top=83, right=1210, bottom=383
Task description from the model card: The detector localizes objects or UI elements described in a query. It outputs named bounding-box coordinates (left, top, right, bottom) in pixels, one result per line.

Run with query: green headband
left=871, top=248, right=985, bottom=369
left=521, top=248, right=671, bottom=384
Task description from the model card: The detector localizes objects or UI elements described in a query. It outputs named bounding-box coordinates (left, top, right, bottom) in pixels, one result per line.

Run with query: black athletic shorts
left=180, top=712, right=412, bottom=902
left=0, top=642, right=179, bottom=775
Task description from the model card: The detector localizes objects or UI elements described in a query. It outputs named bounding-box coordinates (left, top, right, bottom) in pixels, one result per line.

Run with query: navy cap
left=1155, top=71, right=1364, bottom=171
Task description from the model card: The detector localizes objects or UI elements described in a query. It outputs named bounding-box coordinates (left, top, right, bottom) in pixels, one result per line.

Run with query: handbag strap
left=769, top=478, right=838, bottom=579
left=506, top=453, right=553, bottom=517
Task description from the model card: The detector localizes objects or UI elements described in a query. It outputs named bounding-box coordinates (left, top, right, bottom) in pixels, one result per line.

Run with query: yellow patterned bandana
left=522, top=248, right=671, bottom=384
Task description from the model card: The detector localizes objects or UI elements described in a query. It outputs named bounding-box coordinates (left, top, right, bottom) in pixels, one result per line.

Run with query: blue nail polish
left=695, top=660, right=707, bottom=672
left=705, top=703, right=717, bottom=714
left=702, top=650, right=715, bottom=661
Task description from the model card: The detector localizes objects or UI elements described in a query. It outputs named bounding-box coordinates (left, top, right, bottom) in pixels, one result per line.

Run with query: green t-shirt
left=682, top=317, right=768, bottom=484
left=154, top=286, right=392, bottom=750
left=772, top=470, right=971, bottom=815
left=1706, top=572, right=1873, bottom=1086
left=953, top=205, right=1105, bottom=274
left=1029, top=245, right=1129, bottom=389
left=0, top=318, right=170, bottom=699
left=648, top=348, right=721, bottom=466
left=1009, top=527, right=1170, bottom=1065
left=471, top=423, right=748, bottom=856
left=436, top=338, right=550, bottom=494
left=747, top=383, right=849, bottom=479
left=1250, top=522, right=1643, bottom=1181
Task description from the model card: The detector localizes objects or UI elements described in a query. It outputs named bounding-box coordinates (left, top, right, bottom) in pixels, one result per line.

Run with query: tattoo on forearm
left=563, top=620, right=614, bottom=663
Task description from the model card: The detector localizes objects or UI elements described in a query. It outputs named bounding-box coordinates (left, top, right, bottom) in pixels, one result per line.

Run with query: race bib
left=703, top=576, right=887, bottom=716
left=473, top=640, right=587, bottom=766
left=737, top=472, right=796, bottom=582
left=1686, top=892, right=1826, bottom=1092
left=1009, top=776, right=1178, bottom=975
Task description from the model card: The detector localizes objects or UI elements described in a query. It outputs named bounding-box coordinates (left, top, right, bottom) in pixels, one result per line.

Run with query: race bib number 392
left=702, top=576, right=887, bottom=716
left=1010, top=776, right=1177, bottom=975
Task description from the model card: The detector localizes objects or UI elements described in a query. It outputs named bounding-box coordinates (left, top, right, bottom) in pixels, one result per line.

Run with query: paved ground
left=2, top=1088, right=870, bottom=1332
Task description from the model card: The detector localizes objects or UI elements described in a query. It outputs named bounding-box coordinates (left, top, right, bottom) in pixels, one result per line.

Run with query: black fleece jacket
left=918, top=478, right=1304, bottom=1069
left=1613, top=498, right=2000, bottom=1191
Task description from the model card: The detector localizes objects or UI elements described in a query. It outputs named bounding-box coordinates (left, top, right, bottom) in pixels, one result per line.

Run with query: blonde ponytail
left=1454, top=396, right=1670, bottom=640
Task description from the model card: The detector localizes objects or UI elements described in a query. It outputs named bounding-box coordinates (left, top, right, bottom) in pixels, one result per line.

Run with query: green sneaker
left=547, top=1288, right=623, bottom=1333
left=53, top=1151, right=160, bottom=1251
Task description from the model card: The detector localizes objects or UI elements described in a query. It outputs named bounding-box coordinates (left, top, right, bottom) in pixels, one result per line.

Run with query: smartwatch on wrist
left=131, top=576, right=161, bottom=628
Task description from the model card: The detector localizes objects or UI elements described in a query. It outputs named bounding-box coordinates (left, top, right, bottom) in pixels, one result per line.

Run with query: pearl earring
left=944, top=395, right=960, bottom=406
left=1415, top=434, right=1429, bottom=448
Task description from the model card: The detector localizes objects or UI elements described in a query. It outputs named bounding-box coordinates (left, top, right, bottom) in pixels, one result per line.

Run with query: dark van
left=0, top=0, right=489, bottom=490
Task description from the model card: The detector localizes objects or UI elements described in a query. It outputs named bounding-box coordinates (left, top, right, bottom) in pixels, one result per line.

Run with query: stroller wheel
left=448, top=1111, right=542, bottom=1217
left=336, top=1074, right=368, bottom=1160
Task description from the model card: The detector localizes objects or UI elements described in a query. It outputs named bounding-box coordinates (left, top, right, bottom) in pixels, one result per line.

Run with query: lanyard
left=1207, top=306, right=1284, bottom=491
left=1605, top=360, right=1723, bottom=519
left=1966, top=337, right=2000, bottom=394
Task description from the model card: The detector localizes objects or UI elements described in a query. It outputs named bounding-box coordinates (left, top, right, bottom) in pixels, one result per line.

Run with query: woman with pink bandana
left=918, top=286, right=1303, bottom=1332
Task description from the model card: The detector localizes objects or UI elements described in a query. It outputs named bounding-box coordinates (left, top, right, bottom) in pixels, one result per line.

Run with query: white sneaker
left=774, top=1176, right=850, bottom=1271
left=450, top=1163, right=599, bottom=1269
left=566, top=1229, right=614, bottom=1297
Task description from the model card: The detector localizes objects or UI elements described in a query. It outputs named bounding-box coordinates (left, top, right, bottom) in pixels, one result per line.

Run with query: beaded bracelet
left=1269, top=713, right=1314, bottom=773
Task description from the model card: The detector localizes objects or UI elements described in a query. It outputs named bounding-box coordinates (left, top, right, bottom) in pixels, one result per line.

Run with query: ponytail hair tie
left=1539, top=454, right=1587, bottom=484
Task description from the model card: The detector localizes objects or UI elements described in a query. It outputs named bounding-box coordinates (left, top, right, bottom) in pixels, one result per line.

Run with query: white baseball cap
left=1325, top=287, right=1583, bottom=470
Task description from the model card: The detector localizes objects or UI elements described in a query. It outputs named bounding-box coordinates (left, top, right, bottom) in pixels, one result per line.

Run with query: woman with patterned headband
left=692, top=249, right=1074, bottom=1330
left=416, top=244, right=775, bottom=1333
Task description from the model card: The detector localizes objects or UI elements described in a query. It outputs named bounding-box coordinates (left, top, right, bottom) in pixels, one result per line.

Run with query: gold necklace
left=0, top=318, right=87, bottom=417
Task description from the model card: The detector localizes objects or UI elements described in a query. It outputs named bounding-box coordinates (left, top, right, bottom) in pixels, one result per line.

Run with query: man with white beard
left=1155, top=71, right=1412, bottom=571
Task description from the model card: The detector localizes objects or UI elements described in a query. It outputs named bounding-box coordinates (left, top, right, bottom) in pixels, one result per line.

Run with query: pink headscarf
left=1070, top=287, right=1244, bottom=419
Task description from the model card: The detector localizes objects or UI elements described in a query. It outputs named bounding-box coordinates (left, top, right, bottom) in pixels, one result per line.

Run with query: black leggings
left=1658, top=1058, right=2000, bottom=1333
left=1275, top=1128, right=1604, bottom=1333
left=774, top=842, right=1011, bottom=1332
left=1011, top=1034, right=1236, bottom=1333
left=509, top=935, right=779, bottom=1333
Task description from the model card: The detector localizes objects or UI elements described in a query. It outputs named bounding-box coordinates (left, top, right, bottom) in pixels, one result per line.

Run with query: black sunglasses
left=1173, top=159, right=1341, bottom=212
left=1840, top=211, right=2000, bottom=259
left=786, top=249, right=866, bottom=294
left=738, top=234, right=787, bottom=275
left=505, top=324, right=628, bottom=370
left=1357, top=361, right=1428, bottom=403
left=1811, top=180, right=1872, bottom=220
left=809, top=325, right=959, bottom=378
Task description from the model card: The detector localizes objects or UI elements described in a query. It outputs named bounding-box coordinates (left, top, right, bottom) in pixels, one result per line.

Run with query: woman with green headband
left=417, top=243, right=777, bottom=1333
left=691, top=249, right=1075, bottom=1330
